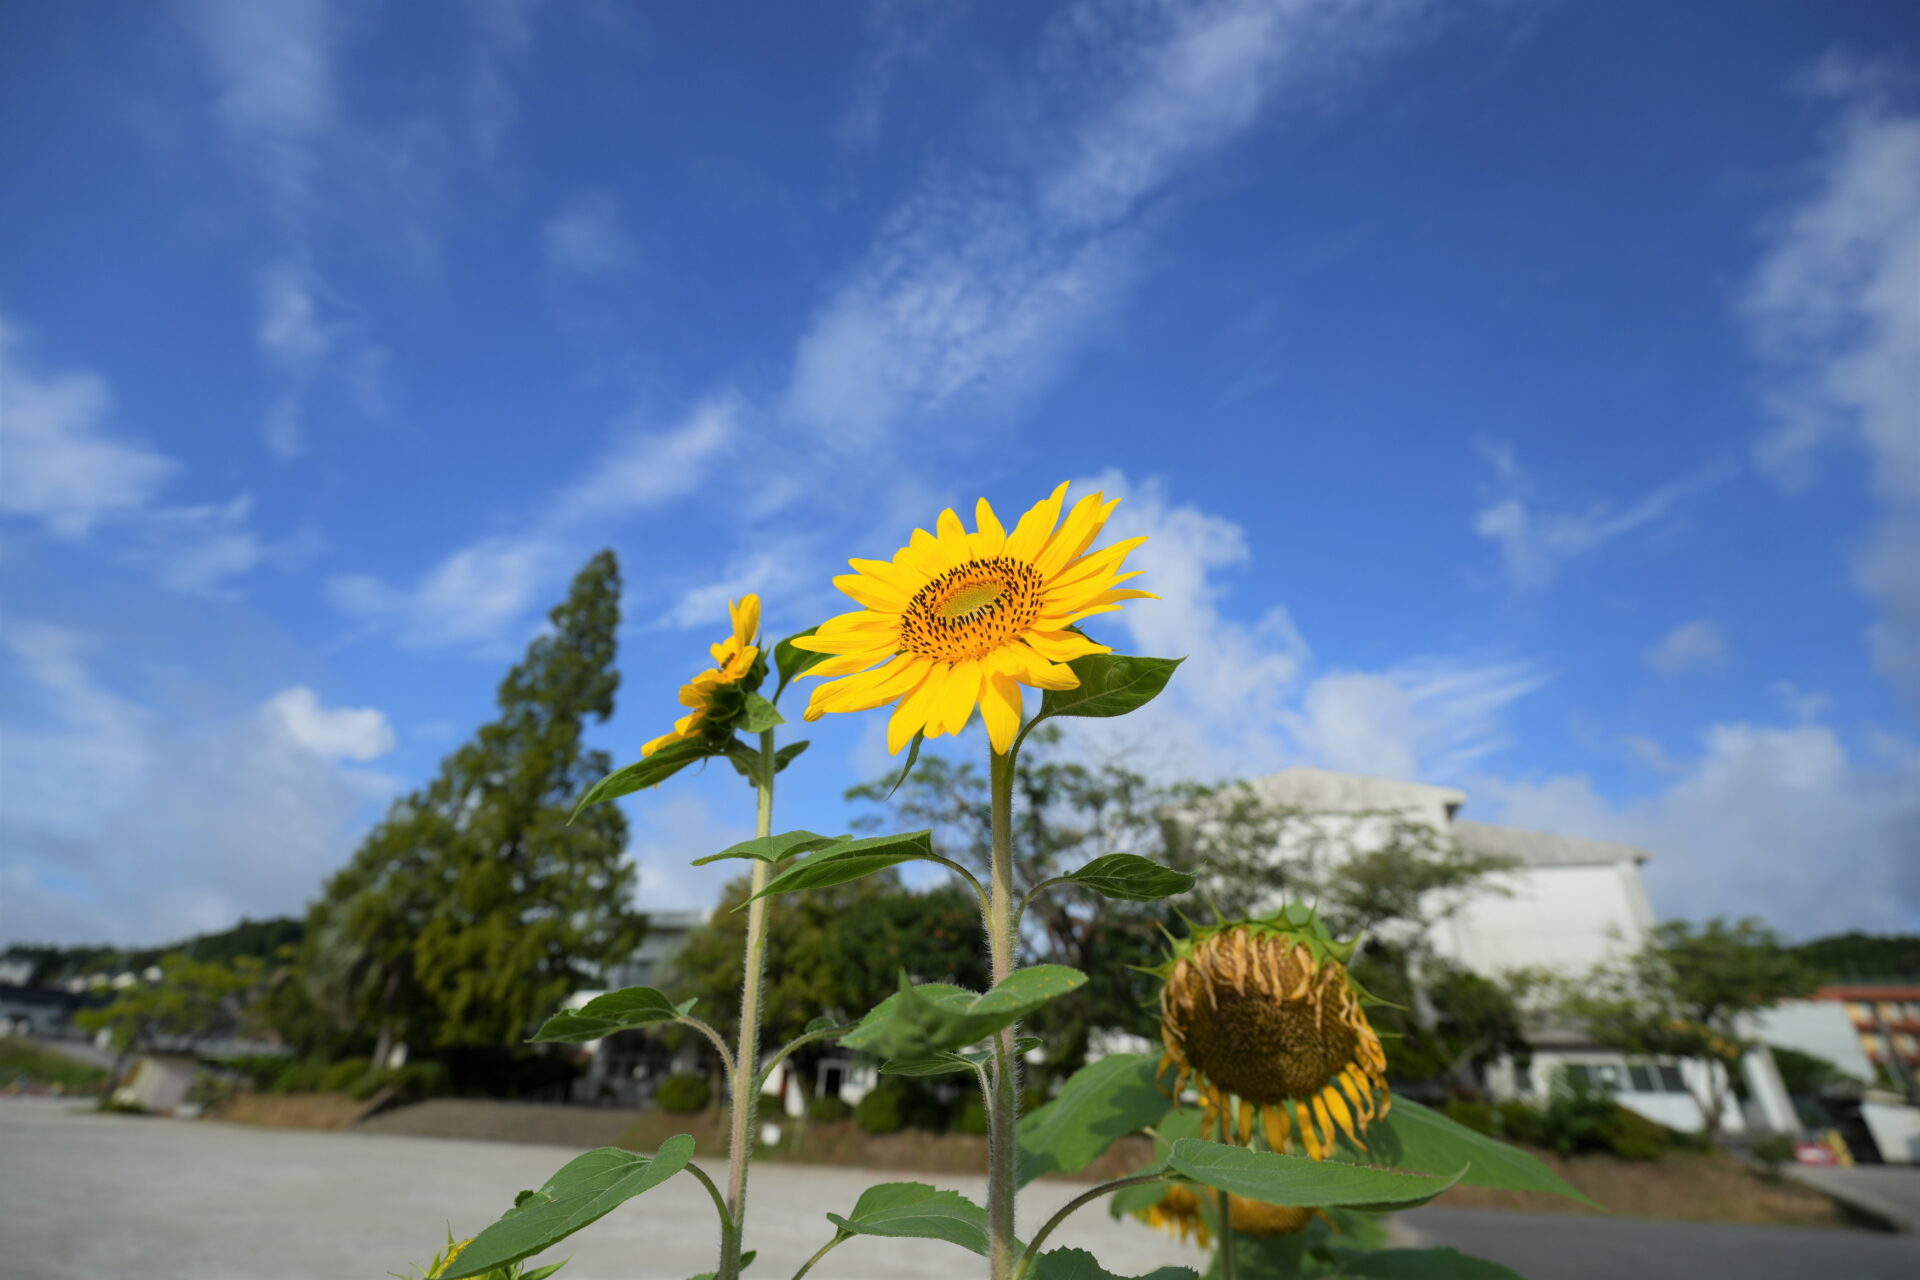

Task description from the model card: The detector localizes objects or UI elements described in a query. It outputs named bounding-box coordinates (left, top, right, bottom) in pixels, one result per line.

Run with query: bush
left=655, top=1073, right=711, bottom=1114
left=1750, top=1133, right=1796, bottom=1169
left=1442, top=1099, right=1497, bottom=1136
left=1495, top=1100, right=1547, bottom=1146
left=1598, top=1107, right=1672, bottom=1161
left=808, top=1095, right=852, bottom=1123
left=760, top=1090, right=786, bottom=1119
left=274, top=1060, right=331, bottom=1094
left=951, top=1093, right=989, bottom=1136
left=855, top=1085, right=908, bottom=1135
left=225, top=1053, right=297, bottom=1092
left=1537, top=1070, right=1671, bottom=1159
left=318, top=1057, right=371, bottom=1094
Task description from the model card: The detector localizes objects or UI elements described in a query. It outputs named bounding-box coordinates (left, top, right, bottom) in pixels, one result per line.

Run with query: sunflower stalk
left=717, top=728, right=778, bottom=1280
left=986, top=744, right=1021, bottom=1280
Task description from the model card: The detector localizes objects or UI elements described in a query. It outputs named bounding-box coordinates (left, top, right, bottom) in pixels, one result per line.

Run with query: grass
left=0, top=1039, right=109, bottom=1093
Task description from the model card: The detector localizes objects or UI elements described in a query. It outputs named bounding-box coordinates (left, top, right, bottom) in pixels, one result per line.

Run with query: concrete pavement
left=1786, top=1165, right=1920, bottom=1233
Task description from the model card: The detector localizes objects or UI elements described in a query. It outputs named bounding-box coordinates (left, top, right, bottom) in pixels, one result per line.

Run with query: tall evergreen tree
left=291, top=551, right=644, bottom=1059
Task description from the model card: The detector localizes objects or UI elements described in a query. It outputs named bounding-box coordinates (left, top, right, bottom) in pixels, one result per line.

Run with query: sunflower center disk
left=901, top=556, right=1043, bottom=663
left=1182, top=987, right=1360, bottom=1103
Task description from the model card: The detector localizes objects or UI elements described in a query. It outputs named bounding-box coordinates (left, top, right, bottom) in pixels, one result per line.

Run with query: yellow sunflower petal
left=832, top=572, right=909, bottom=612
left=934, top=659, right=983, bottom=737
left=848, top=557, right=921, bottom=595
left=1045, top=535, right=1149, bottom=592
left=993, top=644, right=1080, bottom=690
left=970, top=497, right=1007, bottom=559
left=888, top=662, right=948, bottom=753
left=805, top=647, right=896, bottom=678
left=1003, top=480, right=1071, bottom=562
left=1323, top=1085, right=1363, bottom=1151
left=1035, top=491, right=1113, bottom=579
left=979, top=672, right=1022, bottom=754
left=730, top=595, right=761, bottom=646
left=1020, top=628, right=1110, bottom=663
left=1263, top=1104, right=1292, bottom=1154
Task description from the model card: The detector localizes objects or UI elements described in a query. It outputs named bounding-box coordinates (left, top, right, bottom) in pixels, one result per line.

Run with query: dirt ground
left=220, top=1093, right=1856, bottom=1229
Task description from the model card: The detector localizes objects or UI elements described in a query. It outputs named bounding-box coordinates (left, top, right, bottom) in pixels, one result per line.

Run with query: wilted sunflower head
left=1156, top=907, right=1389, bottom=1161
left=1135, top=1184, right=1316, bottom=1249
left=642, top=595, right=764, bottom=757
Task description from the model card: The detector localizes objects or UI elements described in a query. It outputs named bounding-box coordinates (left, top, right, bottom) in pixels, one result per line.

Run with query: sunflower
left=792, top=482, right=1153, bottom=754
left=1157, top=914, right=1390, bottom=1161
left=641, top=594, right=762, bottom=757
left=1136, top=1184, right=1316, bottom=1249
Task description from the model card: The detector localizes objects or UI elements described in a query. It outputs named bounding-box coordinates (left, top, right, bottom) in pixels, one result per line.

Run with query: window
left=1567, top=1062, right=1625, bottom=1093
left=1626, top=1061, right=1688, bottom=1093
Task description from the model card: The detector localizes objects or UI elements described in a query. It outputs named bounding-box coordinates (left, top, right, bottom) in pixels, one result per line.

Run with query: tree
left=289, top=551, right=645, bottom=1066
left=1561, top=916, right=1817, bottom=1140
left=845, top=728, right=1173, bottom=1078
left=77, top=953, right=268, bottom=1104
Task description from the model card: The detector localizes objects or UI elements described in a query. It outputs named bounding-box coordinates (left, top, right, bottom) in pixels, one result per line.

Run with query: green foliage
left=1318, top=1248, right=1524, bottom=1279
left=1796, top=930, right=1920, bottom=981
left=1028, top=1249, right=1197, bottom=1280
left=854, top=1085, right=908, bottom=1134
left=824, top=1180, right=992, bottom=1257
left=807, top=1095, right=852, bottom=1123
left=691, top=830, right=842, bottom=866
left=529, top=987, right=694, bottom=1043
left=1031, top=654, right=1183, bottom=725
left=0, top=1039, right=108, bottom=1092
left=771, top=628, right=827, bottom=702
left=294, top=552, right=645, bottom=1062
left=1051, top=853, right=1195, bottom=902
left=1770, top=1044, right=1863, bottom=1095
left=1016, top=1052, right=1169, bottom=1186
left=276, top=1060, right=332, bottom=1093
left=744, top=830, right=940, bottom=904
left=1333, top=1095, right=1594, bottom=1204
left=4, top=916, right=303, bottom=988
left=77, top=952, right=270, bottom=1055
left=1492, top=1100, right=1546, bottom=1147
left=1750, top=1133, right=1796, bottom=1168
left=951, top=1093, right=989, bottom=1135
left=1440, top=1099, right=1497, bottom=1137
left=440, top=1138, right=694, bottom=1279
left=1533, top=1070, right=1670, bottom=1160
left=840, top=966, right=1088, bottom=1059
left=653, top=1073, right=711, bottom=1114
left=319, top=1057, right=372, bottom=1093
left=1166, top=1138, right=1465, bottom=1207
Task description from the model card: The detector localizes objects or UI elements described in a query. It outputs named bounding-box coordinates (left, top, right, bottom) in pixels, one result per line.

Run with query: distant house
left=565, top=909, right=710, bottom=1106
left=0, top=984, right=106, bottom=1039
left=1211, top=766, right=1795, bottom=1136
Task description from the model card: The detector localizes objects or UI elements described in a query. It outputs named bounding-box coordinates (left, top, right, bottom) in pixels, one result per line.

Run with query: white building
left=1231, top=766, right=1794, bottom=1136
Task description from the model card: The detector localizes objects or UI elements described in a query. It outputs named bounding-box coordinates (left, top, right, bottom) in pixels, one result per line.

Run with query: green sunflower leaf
left=570, top=740, right=714, bottom=820
left=740, top=692, right=785, bottom=733
left=1058, top=853, right=1196, bottom=902
left=824, top=1181, right=991, bottom=1257
left=841, top=967, right=1088, bottom=1059
left=1026, top=1248, right=1199, bottom=1280
left=1334, top=1096, right=1596, bottom=1207
left=1016, top=1052, right=1171, bottom=1186
left=1166, top=1139, right=1463, bottom=1208
left=885, top=732, right=926, bottom=799
left=1319, top=1247, right=1525, bottom=1279
left=774, top=740, right=809, bottom=772
left=691, top=830, right=843, bottom=866
left=439, top=1138, right=694, bottom=1278
left=528, top=987, right=694, bottom=1044
left=739, top=830, right=937, bottom=906
left=1035, top=654, right=1183, bottom=723
left=881, top=1037, right=1041, bottom=1078
left=773, top=627, right=829, bottom=703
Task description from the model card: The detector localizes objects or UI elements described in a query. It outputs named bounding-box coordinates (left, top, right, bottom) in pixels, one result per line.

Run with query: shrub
left=1750, top=1133, right=1796, bottom=1169
left=274, top=1060, right=331, bottom=1094
left=1495, top=1100, right=1547, bottom=1146
left=225, top=1054, right=296, bottom=1092
left=655, top=1073, right=711, bottom=1114
left=318, top=1057, right=371, bottom=1094
left=1598, top=1107, right=1672, bottom=1161
left=808, top=1095, right=852, bottom=1122
left=1540, top=1070, right=1621, bottom=1156
left=855, top=1085, right=907, bottom=1134
left=1442, top=1099, right=1497, bottom=1136
left=951, top=1093, right=989, bottom=1136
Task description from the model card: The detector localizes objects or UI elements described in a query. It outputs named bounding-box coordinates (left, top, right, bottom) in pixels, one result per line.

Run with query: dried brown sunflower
left=1136, top=1184, right=1317, bottom=1249
left=1155, top=909, right=1390, bottom=1161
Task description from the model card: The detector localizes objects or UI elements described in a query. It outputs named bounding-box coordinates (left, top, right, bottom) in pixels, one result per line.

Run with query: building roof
left=1452, top=819, right=1648, bottom=868
left=1248, top=767, right=1467, bottom=815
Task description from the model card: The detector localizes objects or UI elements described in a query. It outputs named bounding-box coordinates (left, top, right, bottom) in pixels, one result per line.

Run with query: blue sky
left=2, top=0, right=1916, bottom=947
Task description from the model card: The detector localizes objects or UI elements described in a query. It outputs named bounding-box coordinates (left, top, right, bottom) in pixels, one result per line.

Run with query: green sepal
left=773, top=628, right=828, bottom=703
left=440, top=1138, right=695, bottom=1278
left=740, top=693, right=784, bottom=733
left=528, top=988, right=695, bottom=1043
left=885, top=732, right=925, bottom=798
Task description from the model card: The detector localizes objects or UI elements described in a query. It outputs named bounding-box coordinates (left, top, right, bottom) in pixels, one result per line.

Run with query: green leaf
left=841, top=966, right=1089, bottom=1059
left=1059, top=854, right=1195, bottom=902
left=1322, top=1248, right=1524, bottom=1279
left=1016, top=1052, right=1171, bottom=1186
left=881, top=1037, right=1041, bottom=1078
left=774, top=740, right=809, bottom=772
left=1027, top=1248, right=1199, bottom=1280
left=1034, top=654, right=1183, bottom=724
left=522, top=1265, right=568, bottom=1280
left=1107, top=1176, right=1172, bottom=1218
left=441, top=1137, right=695, bottom=1278
left=1338, top=1096, right=1595, bottom=1207
left=824, top=1181, right=991, bottom=1257
left=773, top=628, right=828, bottom=702
left=885, top=731, right=925, bottom=798
left=528, top=987, right=695, bottom=1043
left=1165, top=1139, right=1463, bottom=1209
left=691, top=830, right=843, bottom=867
left=570, top=740, right=712, bottom=819
left=740, top=693, right=785, bottom=732
left=804, top=1014, right=842, bottom=1034
left=741, top=830, right=937, bottom=906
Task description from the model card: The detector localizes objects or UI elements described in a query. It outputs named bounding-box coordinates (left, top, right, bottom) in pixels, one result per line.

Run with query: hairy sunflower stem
left=718, top=729, right=778, bottom=1280
left=986, top=744, right=1020, bottom=1280
left=1216, top=1114, right=1238, bottom=1280
left=1010, top=1174, right=1170, bottom=1280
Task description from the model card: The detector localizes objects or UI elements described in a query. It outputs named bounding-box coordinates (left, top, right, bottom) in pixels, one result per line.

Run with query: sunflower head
left=792, top=481, right=1155, bottom=754
left=1135, top=1184, right=1316, bottom=1249
left=641, top=594, right=766, bottom=757
left=1156, top=906, right=1389, bottom=1161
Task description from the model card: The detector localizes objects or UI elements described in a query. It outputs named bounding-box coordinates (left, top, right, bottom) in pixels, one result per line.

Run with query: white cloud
left=786, top=0, right=1426, bottom=448
left=262, top=686, right=396, bottom=762
left=837, top=0, right=956, bottom=150
left=0, top=622, right=396, bottom=945
left=1646, top=619, right=1728, bottom=675
left=0, top=313, right=177, bottom=537
left=332, top=398, right=737, bottom=648
left=1473, top=438, right=1702, bottom=590
left=1482, top=720, right=1920, bottom=937
left=622, top=791, right=750, bottom=914
left=1744, top=76, right=1920, bottom=703
left=543, top=192, right=636, bottom=276
left=183, top=0, right=335, bottom=221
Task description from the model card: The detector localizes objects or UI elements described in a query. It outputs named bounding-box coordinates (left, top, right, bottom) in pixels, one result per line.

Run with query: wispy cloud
left=1646, top=619, right=1728, bottom=676
left=1473, top=437, right=1704, bottom=589
left=1744, top=58, right=1920, bottom=704
left=543, top=191, right=637, bottom=277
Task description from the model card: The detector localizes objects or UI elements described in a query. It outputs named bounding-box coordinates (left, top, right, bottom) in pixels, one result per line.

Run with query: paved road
left=6, top=1098, right=1918, bottom=1280
left=1787, top=1165, right=1920, bottom=1233
left=1402, top=1206, right=1919, bottom=1280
